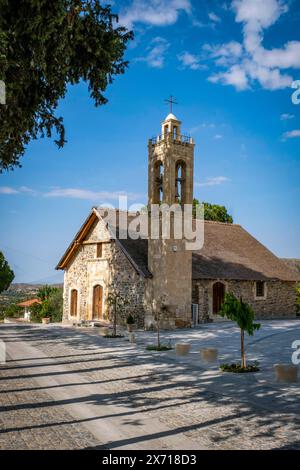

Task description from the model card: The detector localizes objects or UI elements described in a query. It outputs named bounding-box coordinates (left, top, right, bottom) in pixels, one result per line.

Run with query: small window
left=96, top=243, right=103, bottom=258
left=256, top=281, right=265, bottom=298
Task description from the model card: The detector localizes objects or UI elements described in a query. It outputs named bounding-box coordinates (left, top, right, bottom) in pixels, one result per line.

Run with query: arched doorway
left=70, top=289, right=78, bottom=317
left=212, top=282, right=225, bottom=314
left=92, top=285, right=103, bottom=320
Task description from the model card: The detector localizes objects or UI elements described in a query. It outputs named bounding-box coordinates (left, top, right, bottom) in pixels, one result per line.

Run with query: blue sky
left=0, top=0, right=300, bottom=283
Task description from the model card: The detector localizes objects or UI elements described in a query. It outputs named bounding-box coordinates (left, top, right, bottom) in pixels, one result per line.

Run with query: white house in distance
left=17, top=298, right=42, bottom=321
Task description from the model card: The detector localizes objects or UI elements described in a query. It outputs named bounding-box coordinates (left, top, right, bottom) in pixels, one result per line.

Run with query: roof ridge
left=201, top=219, right=241, bottom=227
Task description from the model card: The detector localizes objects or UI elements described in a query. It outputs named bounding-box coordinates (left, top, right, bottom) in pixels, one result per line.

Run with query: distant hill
left=0, top=283, right=63, bottom=314
left=281, top=258, right=300, bottom=275
left=5, top=283, right=63, bottom=295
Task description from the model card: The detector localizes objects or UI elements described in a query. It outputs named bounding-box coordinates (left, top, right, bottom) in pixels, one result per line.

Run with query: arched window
left=175, top=160, right=186, bottom=205
left=154, top=161, right=164, bottom=204
left=70, top=289, right=78, bottom=317
left=212, top=282, right=225, bottom=314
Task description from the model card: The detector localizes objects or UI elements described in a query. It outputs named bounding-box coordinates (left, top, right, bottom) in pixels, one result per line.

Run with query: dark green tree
left=219, top=293, right=260, bottom=368
left=193, top=199, right=233, bottom=223
left=0, top=0, right=133, bottom=171
left=0, top=251, right=14, bottom=294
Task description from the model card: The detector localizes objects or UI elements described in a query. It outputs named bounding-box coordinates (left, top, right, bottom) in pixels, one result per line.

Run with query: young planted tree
left=154, top=303, right=169, bottom=349
left=0, top=251, right=14, bottom=294
left=147, top=295, right=172, bottom=351
left=219, top=293, right=260, bottom=369
left=0, top=0, right=133, bottom=171
left=107, top=288, right=128, bottom=337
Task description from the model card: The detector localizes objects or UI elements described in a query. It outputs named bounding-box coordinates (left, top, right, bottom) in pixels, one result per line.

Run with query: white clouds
left=177, top=51, right=206, bottom=70
left=0, top=186, right=19, bottom=195
left=245, top=60, right=292, bottom=89
left=209, top=64, right=249, bottom=90
left=233, top=0, right=286, bottom=30
left=204, top=41, right=243, bottom=67
left=204, top=0, right=299, bottom=91
left=196, top=176, right=231, bottom=187
left=208, top=12, right=221, bottom=23
left=44, top=188, right=141, bottom=201
left=0, top=186, right=36, bottom=195
left=120, top=0, right=191, bottom=29
left=214, top=134, right=224, bottom=140
left=136, top=37, right=169, bottom=68
left=253, top=41, right=300, bottom=69
left=280, top=113, right=295, bottom=120
left=282, top=130, right=300, bottom=140
left=0, top=186, right=141, bottom=201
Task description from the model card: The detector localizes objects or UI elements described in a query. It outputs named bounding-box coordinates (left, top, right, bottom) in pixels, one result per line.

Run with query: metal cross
left=164, top=95, right=178, bottom=114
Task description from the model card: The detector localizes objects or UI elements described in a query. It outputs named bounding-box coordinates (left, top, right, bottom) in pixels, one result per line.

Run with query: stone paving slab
left=1, top=321, right=300, bottom=450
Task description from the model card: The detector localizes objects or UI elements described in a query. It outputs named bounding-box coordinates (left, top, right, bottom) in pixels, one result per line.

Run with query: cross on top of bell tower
left=164, top=95, right=178, bottom=114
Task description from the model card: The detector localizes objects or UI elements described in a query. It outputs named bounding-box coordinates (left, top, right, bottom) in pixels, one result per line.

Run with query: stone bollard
left=200, top=348, right=218, bottom=363
left=175, top=343, right=191, bottom=356
left=128, top=333, right=136, bottom=343
left=274, top=364, right=298, bottom=383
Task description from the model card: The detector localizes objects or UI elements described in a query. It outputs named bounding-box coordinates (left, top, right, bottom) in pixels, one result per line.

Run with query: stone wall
left=193, top=279, right=297, bottom=322
left=63, top=218, right=146, bottom=327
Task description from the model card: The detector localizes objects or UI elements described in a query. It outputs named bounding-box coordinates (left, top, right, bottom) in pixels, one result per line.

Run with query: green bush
left=146, top=344, right=173, bottom=352
left=30, top=288, right=63, bottom=323
left=126, top=314, right=135, bottom=325
left=30, top=302, right=44, bottom=323
left=1, top=303, right=23, bottom=319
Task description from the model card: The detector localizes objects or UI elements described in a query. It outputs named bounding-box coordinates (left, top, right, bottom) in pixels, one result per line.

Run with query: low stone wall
left=193, top=279, right=297, bottom=322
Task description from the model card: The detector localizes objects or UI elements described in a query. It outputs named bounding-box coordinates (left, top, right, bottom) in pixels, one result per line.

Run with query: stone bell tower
left=145, top=112, right=195, bottom=328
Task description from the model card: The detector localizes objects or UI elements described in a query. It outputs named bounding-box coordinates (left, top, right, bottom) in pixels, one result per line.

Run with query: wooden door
left=92, top=285, right=103, bottom=320
left=213, top=282, right=225, bottom=314
left=70, top=289, right=78, bottom=317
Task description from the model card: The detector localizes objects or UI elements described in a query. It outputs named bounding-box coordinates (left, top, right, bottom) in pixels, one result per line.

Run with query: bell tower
left=146, top=112, right=195, bottom=328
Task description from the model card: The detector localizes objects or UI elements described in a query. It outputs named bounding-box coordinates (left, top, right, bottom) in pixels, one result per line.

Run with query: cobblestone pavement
left=0, top=321, right=300, bottom=450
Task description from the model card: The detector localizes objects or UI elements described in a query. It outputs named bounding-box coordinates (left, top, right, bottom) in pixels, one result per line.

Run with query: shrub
left=30, top=288, right=63, bottom=323
left=146, top=344, right=172, bottom=352
left=2, top=303, right=23, bottom=319
left=126, top=314, right=135, bottom=325
left=220, top=363, right=260, bottom=373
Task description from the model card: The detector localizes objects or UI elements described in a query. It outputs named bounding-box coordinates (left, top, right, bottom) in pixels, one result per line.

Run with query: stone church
left=56, top=113, right=299, bottom=328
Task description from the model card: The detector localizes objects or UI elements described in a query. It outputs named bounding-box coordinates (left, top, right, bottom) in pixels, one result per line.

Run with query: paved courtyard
left=0, top=319, right=300, bottom=450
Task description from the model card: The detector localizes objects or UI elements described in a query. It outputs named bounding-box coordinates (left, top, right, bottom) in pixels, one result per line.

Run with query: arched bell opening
left=175, top=160, right=186, bottom=205
left=154, top=161, right=164, bottom=204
